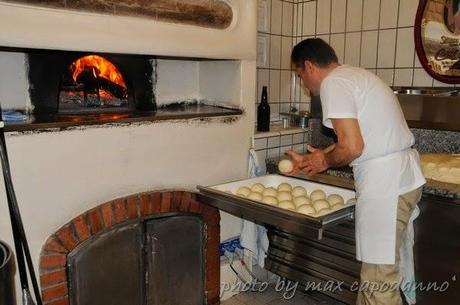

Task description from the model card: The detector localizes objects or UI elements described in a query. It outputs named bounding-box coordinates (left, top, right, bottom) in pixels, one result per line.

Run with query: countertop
left=267, top=159, right=460, bottom=200
left=4, top=104, right=243, bottom=132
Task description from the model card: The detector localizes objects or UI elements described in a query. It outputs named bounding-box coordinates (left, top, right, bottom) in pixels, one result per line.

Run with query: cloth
left=399, top=204, right=420, bottom=305
left=2, top=111, right=27, bottom=122
left=353, top=149, right=426, bottom=264
left=240, top=148, right=269, bottom=267
left=319, top=65, right=426, bottom=263
left=357, top=187, right=422, bottom=305
left=320, top=65, right=415, bottom=166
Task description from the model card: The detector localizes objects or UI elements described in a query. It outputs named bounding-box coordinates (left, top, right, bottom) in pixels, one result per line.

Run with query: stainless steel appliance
left=393, top=87, right=460, bottom=132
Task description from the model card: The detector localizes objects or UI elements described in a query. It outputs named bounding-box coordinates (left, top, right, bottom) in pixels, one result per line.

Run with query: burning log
left=76, top=68, right=127, bottom=100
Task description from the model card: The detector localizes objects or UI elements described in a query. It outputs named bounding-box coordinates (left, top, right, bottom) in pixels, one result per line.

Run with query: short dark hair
left=291, top=38, right=338, bottom=68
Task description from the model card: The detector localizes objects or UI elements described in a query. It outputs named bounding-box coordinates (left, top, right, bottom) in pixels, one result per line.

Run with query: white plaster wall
left=0, top=0, right=257, bottom=60
left=0, top=59, right=255, bottom=296
left=0, top=51, right=31, bottom=111
left=199, top=61, right=242, bottom=108
left=155, top=60, right=200, bottom=105
left=155, top=59, right=241, bottom=107
left=0, top=0, right=257, bottom=298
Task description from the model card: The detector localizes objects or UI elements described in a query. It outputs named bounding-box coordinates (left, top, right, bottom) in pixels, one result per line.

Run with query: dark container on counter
left=0, top=241, right=16, bottom=305
left=257, top=86, right=270, bottom=132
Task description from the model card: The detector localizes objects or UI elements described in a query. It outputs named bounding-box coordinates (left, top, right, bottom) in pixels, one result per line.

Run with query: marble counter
left=266, top=159, right=460, bottom=200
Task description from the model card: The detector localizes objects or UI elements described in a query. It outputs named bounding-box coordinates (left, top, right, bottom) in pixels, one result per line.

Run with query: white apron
left=353, top=149, right=426, bottom=264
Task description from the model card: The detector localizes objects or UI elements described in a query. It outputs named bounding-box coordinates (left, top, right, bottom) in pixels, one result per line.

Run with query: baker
left=286, top=38, right=426, bottom=305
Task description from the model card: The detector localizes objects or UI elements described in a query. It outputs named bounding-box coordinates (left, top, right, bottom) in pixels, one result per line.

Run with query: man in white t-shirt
left=287, top=38, right=426, bottom=305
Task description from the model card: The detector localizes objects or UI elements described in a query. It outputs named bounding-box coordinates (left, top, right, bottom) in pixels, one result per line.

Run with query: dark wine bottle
left=257, top=86, right=270, bottom=132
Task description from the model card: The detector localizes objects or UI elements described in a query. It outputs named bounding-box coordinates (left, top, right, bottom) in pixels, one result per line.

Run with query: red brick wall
left=39, top=190, right=220, bottom=305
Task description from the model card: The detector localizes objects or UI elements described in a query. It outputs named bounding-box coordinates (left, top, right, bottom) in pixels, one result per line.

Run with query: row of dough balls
left=234, top=183, right=354, bottom=217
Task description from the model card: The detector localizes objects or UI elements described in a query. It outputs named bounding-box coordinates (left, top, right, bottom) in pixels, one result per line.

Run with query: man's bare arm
left=324, top=118, right=364, bottom=168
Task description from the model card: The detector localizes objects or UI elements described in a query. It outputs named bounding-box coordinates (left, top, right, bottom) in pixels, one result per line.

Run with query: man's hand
left=285, top=146, right=329, bottom=176
left=284, top=150, right=306, bottom=174
left=283, top=118, right=363, bottom=176
left=298, top=146, right=329, bottom=175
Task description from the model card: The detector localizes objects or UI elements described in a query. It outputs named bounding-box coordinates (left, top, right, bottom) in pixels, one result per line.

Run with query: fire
left=71, top=55, right=127, bottom=88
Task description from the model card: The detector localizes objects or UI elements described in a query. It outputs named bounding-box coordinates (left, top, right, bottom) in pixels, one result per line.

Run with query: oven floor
left=221, top=285, right=345, bottom=305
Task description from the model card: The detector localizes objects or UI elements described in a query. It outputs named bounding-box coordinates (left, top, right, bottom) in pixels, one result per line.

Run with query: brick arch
left=39, top=190, right=220, bottom=305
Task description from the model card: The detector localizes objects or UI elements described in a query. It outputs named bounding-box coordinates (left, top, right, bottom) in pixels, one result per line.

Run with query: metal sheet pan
left=197, top=175, right=356, bottom=239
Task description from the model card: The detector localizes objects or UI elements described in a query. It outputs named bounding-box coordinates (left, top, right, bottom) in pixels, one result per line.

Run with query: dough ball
left=277, top=183, right=292, bottom=192
left=310, top=189, right=326, bottom=201
left=330, top=203, right=344, bottom=211
left=293, top=196, right=312, bottom=207
left=278, top=200, right=296, bottom=211
left=248, top=192, right=263, bottom=201
left=236, top=186, right=251, bottom=197
left=313, top=199, right=330, bottom=212
left=292, top=186, right=308, bottom=198
left=327, top=194, right=344, bottom=206
left=296, top=204, right=316, bottom=216
left=278, top=159, right=294, bottom=174
left=262, top=187, right=278, bottom=197
left=277, top=191, right=293, bottom=202
left=262, top=196, right=278, bottom=206
left=346, top=198, right=357, bottom=205
left=251, top=183, right=265, bottom=193
left=316, top=208, right=331, bottom=216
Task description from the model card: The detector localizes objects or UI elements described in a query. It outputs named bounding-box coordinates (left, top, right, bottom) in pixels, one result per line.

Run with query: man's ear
left=304, top=60, right=314, bottom=72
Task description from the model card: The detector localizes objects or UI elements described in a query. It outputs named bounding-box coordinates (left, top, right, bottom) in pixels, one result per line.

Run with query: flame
left=71, top=55, right=127, bottom=88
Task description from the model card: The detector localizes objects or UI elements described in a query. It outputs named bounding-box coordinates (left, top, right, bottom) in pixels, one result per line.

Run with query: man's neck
left=319, top=63, right=340, bottom=83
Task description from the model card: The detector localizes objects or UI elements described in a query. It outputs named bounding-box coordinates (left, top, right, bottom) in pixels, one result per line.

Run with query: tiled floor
left=222, top=285, right=345, bottom=305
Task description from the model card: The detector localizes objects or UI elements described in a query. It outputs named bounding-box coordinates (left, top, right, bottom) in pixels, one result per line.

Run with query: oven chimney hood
left=0, top=0, right=256, bottom=61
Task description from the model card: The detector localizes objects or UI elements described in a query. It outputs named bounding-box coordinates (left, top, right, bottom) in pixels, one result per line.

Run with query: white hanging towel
left=400, top=205, right=420, bottom=305
left=240, top=148, right=269, bottom=267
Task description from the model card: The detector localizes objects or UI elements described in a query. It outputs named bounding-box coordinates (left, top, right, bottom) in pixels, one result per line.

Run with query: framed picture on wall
left=415, top=0, right=460, bottom=83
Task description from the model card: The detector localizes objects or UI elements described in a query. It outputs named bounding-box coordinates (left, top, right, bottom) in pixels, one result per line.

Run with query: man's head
left=291, top=38, right=339, bottom=95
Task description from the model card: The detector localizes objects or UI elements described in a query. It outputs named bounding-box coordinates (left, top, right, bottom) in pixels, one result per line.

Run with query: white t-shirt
left=320, top=65, right=415, bottom=166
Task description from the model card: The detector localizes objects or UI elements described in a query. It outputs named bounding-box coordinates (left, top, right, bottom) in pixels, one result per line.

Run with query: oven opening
left=59, top=55, right=129, bottom=113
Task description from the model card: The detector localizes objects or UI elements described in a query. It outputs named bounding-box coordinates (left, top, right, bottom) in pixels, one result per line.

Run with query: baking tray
left=197, top=175, right=356, bottom=239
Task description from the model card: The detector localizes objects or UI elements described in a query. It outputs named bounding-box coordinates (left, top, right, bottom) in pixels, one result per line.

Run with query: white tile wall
left=280, top=70, right=292, bottom=103
left=346, top=0, right=362, bottom=32
left=302, top=2, right=316, bottom=36
left=379, top=0, right=399, bottom=29
left=281, top=36, right=292, bottom=69
left=398, top=0, right=418, bottom=27
left=394, top=69, right=413, bottom=87
left=317, top=0, right=332, bottom=34
left=269, top=35, right=282, bottom=69
left=360, top=31, right=378, bottom=68
left=331, top=0, right=347, bottom=33
left=254, top=129, right=309, bottom=161
left=257, top=0, right=298, bottom=124
left=257, top=69, right=269, bottom=100
left=344, top=32, right=361, bottom=66
left=362, top=0, right=380, bottom=30
left=269, top=70, right=281, bottom=103
left=413, top=68, right=433, bottom=87
left=377, top=69, right=394, bottom=86
left=271, top=0, right=283, bottom=35
left=282, top=1, right=294, bottom=36
left=377, top=29, right=397, bottom=68
left=257, top=0, right=452, bottom=127
left=330, top=33, right=345, bottom=63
